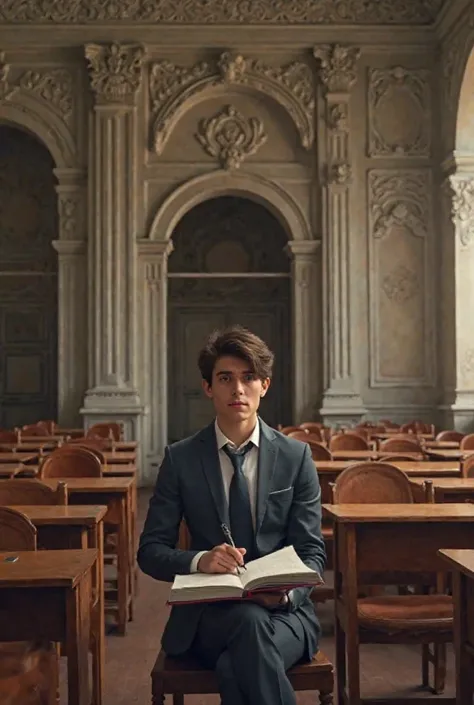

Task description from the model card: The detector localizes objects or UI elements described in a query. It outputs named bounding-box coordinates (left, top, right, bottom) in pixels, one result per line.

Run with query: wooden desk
left=39, top=477, right=134, bottom=635
left=324, top=503, right=474, bottom=705
left=0, top=464, right=22, bottom=478
left=439, top=549, right=474, bottom=705
left=411, top=477, right=474, bottom=503
left=424, top=441, right=460, bottom=450
left=0, top=441, right=57, bottom=452
left=0, top=452, right=37, bottom=464
left=316, top=460, right=460, bottom=476
left=103, top=451, right=136, bottom=464
left=428, top=450, right=474, bottom=461
left=0, top=548, right=96, bottom=705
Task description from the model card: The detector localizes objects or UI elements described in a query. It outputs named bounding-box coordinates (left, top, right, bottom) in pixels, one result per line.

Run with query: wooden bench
left=151, top=648, right=334, bottom=705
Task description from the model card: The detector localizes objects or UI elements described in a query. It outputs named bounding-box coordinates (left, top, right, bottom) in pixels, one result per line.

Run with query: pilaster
left=80, top=43, right=146, bottom=447
left=285, top=240, right=321, bottom=423
left=137, top=239, right=173, bottom=484
left=314, top=44, right=366, bottom=425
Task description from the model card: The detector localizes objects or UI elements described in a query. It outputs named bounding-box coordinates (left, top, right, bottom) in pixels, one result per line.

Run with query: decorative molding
left=382, top=264, right=419, bottom=303
left=0, top=51, right=17, bottom=101
left=19, top=69, right=73, bottom=119
left=328, top=162, right=352, bottom=185
left=52, top=239, right=86, bottom=256
left=0, top=0, right=445, bottom=24
left=313, top=44, right=361, bottom=93
left=85, top=42, right=145, bottom=104
left=327, top=103, right=348, bottom=131
left=195, top=105, right=267, bottom=170
left=149, top=51, right=314, bottom=154
left=461, top=348, right=474, bottom=385
left=370, top=173, right=429, bottom=240
left=448, top=176, right=474, bottom=249
left=368, top=66, right=431, bottom=157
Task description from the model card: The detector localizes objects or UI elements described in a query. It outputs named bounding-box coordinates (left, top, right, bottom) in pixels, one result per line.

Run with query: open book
left=168, top=545, right=323, bottom=605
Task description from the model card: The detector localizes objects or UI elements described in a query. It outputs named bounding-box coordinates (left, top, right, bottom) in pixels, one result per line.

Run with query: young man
left=138, top=326, right=326, bottom=705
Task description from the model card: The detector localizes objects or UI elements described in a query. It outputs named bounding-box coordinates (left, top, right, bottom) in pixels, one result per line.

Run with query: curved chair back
left=330, top=433, right=370, bottom=452
left=332, top=462, right=414, bottom=504
left=0, top=507, right=37, bottom=551
left=279, top=426, right=303, bottom=436
left=462, top=454, right=474, bottom=478
left=0, top=479, right=67, bottom=506
left=87, top=422, right=122, bottom=441
left=379, top=436, right=423, bottom=454
left=39, top=446, right=102, bottom=479
left=460, top=434, right=474, bottom=451
left=436, top=430, right=464, bottom=443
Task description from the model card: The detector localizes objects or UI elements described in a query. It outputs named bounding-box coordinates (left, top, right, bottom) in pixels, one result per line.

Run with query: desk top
left=6, top=505, right=108, bottom=525
left=0, top=464, right=21, bottom=477
left=439, top=549, right=474, bottom=580
left=316, top=460, right=460, bottom=475
left=0, top=548, right=97, bottom=587
left=323, top=503, right=474, bottom=522
left=0, top=452, right=37, bottom=464
left=103, top=451, right=136, bottom=464
left=40, top=477, right=134, bottom=492
left=411, top=477, right=474, bottom=490
left=427, top=449, right=474, bottom=460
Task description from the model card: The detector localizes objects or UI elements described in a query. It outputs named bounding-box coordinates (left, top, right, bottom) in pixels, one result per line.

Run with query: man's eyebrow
left=216, top=370, right=253, bottom=376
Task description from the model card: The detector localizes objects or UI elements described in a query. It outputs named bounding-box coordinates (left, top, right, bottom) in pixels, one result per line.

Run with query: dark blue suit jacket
left=137, top=419, right=326, bottom=657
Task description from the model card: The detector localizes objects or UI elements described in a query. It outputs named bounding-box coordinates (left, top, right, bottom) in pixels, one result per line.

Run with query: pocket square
left=269, top=486, right=293, bottom=496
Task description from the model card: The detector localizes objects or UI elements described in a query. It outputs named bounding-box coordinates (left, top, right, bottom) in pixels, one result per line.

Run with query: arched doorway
left=0, top=125, right=58, bottom=428
left=167, top=196, right=291, bottom=441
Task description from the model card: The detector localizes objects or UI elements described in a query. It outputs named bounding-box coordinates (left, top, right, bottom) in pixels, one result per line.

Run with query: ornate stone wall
left=0, top=0, right=472, bottom=482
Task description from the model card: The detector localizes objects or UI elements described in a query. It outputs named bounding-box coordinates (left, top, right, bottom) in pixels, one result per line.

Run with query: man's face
left=202, top=355, right=270, bottom=423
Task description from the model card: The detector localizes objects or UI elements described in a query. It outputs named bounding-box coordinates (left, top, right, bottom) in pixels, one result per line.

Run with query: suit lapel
left=198, top=422, right=229, bottom=527
left=256, top=419, right=278, bottom=533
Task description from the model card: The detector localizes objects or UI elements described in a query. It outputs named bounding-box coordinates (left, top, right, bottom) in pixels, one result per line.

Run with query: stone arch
left=147, top=170, right=312, bottom=243
left=0, top=93, right=76, bottom=168
left=455, top=45, right=474, bottom=154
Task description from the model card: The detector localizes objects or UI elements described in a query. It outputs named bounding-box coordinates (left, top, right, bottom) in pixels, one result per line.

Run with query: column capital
left=285, top=240, right=320, bottom=259
left=85, top=42, right=146, bottom=106
left=52, top=239, right=86, bottom=256
left=313, top=44, right=361, bottom=94
left=137, top=239, right=174, bottom=259
left=446, top=174, right=474, bottom=250
left=53, top=168, right=86, bottom=187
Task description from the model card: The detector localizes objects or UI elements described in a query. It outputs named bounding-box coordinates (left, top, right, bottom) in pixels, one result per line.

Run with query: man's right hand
left=198, top=544, right=246, bottom=574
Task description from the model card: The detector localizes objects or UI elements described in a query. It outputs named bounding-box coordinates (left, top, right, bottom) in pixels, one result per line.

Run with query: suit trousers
left=190, top=600, right=312, bottom=705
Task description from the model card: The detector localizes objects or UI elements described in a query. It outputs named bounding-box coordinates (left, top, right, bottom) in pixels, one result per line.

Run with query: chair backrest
left=436, top=430, right=464, bottom=443
left=460, top=434, right=474, bottom=451
left=279, top=426, right=303, bottom=436
left=299, top=422, right=324, bottom=436
left=87, top=422, right=123, bottom=441
left=21, top=422, right=50, bottom=437
left=288, top=430, right=316, bottom=442
left=462, top=454, right=474, bottom=478
left=309, top=442, right=333, bottom=461
left=379, top=436, right=422, bottom=453
left=0, top=479, right=67, bottom=506
left=0, top=507, right=37, bottom=550
left=379, top=454, right=421, bottom=463
left=0, top=430, right=19, bottom=444
left=331, top=462, right=414, bottom=504
left=39, top=446, right=102, bottom=478
left=63, top=441, right=106, bottom=464
left=329, top=433, right=369, bottom=451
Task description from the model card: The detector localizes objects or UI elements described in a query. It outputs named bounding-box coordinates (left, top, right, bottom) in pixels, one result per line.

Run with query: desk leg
left=66, top=569, right=92, bottom=705
left=117, top=495, right=130, bottom=635
left=453, top=571, right=473, bottom=705
left=88, top=522, right=105, bottom=705
left=343, top=525, right=361, bottom=705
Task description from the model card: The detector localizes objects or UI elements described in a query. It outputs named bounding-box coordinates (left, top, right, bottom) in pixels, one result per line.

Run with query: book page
left=241, top=545, right=320, bottom=590
left=172, top=570, right=243, bottom=593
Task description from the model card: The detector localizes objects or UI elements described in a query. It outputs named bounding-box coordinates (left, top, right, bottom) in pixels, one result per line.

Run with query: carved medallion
left=449, top=177, right=474, bottom=249
left=0, top=0, right=446, bottom=24
left=313, top=44, right=361, bottom=93
left=149, top=51, right=314, bottom=154
left=195, top=105, right=267, bottom=170
left=368, top=66, right=431, bottom=157
left=382, top=264, right=419, bottom=303
left=85, top=43, right=145, bottom=104
left=328, top=162, right=352, bottom=185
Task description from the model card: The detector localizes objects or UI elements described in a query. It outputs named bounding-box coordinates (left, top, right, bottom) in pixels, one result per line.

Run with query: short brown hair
left=198, top=325, right=274, bottom=385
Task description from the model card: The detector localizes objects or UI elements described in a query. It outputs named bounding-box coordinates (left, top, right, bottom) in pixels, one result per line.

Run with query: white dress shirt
left=189, top=420, right=260, bottom=572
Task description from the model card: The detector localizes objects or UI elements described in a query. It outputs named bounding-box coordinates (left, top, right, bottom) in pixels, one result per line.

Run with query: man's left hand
left=249, top=590, right=289, bottom=610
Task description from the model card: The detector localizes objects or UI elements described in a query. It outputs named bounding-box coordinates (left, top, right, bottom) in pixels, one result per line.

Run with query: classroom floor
left=78, top=489, right=456, bottom=704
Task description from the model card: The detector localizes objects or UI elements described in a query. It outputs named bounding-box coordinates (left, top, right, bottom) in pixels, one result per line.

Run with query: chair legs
left=421, top=642, right=447, bottom=694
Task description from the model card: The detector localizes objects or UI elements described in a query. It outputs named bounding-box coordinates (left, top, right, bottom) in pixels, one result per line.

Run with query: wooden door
left=0, top=126, right=58, bottom=428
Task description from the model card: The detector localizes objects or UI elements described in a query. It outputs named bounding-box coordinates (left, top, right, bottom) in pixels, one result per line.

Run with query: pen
left=221, top=523, right=247, bottom=572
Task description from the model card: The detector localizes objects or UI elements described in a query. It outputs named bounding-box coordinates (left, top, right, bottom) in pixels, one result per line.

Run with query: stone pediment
left=0, top=0, right=446, bottom=25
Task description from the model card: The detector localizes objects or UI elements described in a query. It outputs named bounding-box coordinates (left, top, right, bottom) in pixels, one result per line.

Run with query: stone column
left=80, top=43, right=145, bottom=442
left=314, top=44, right=366, bottom=426
left=137, top=240, right=173, bottom=485
left=53, top=168, right=87, bottom=425
left=443, top=173, right=474, bottom=431
left=285, top=240, right=321, bottom=423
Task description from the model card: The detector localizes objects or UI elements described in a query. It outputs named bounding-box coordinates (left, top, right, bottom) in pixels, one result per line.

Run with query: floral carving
left=328, top=162, right=352, bottom=185
left=368, top=66, right=431, bottom=157
left=149, top=51, right=314, bottom=154
left=313, top=44, right=361, bottom=93
left=382, top=264, right=419, bottom=303
left=58, top=196, right=80, bottom=239
left=327, top=103, right=348, bottom=131
left=369, top=171, right=430, bottom=240
left=85, top=43, right=145, bottom=104
left=448, top=177, right=474, bottom=249
left=195, top=105, right=267, bottom=170
left=0, top=52, right=18, bottom=101
left=19, top=69, right=73, bottom=118
left=0, top=0, right=446, bottom=24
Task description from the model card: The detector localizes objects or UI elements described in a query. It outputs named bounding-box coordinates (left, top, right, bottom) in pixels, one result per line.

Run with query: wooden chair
left=21, top=422, right=51, bottom=437
left=39, top=446, right=102, bottom=479
left=0, top=429, right=19, bottom=443
left=462, top=453, right=474, bottom=478
left=460, top=433, right=474, bottom=451
left=299, top=422, right=324, bottom=439
left=329, top=432, right=370, bottom=452
left=279, top=425, right=303, bottom=436
left=0, top=479, right=67, bottom=506
left=436, top=430, right=464, bottom=443
left=0, top=507, right=57, bottom=705
left=87, top=422, right=123, bottom=441
left=330, top=462, right=450, bottom=694
left=379, top=436, right=423, bottom=454
left=151, top=522, right=334, bottom=705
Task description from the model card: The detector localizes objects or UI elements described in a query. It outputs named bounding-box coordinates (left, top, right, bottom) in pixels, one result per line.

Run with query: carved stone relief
left=369, top=169, right=432, bottom=385
left=328, top=162, right=352, bottom=185
left=327, top=103, right=348, bottom=131
left=461, top=348, right=474, bottom=386
left=85, top=42, right=145, bottom=104
left=0, top=0, right=445, bottom=24
left=314, top=44, right=361, bottom=93
left=195, top=105, right=267, bottom=170
left=149, top=51, right=314, bottom=154
left=448, top=177, right=474, bottom=249
left=368, top=66, right=431, bottom=157
left=0, top=50, right=74, bottom=121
